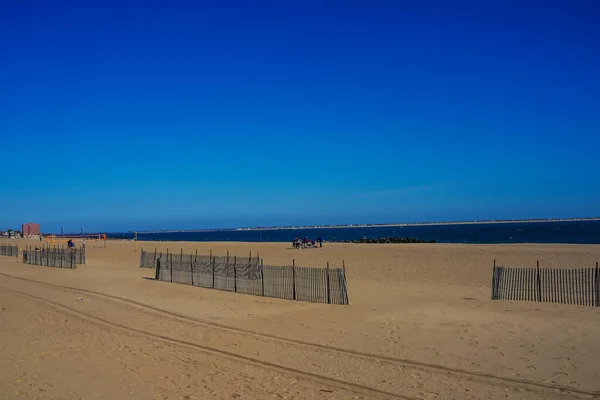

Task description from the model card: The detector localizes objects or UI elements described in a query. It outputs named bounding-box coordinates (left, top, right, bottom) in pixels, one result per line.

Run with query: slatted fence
left=491, top=262, right=600, bottom=307
left=39, top=245, right=86, bottom=264
left=0, top=244, right=18, bottom=257
left=22, top=247, right=78, bottom=269
left=154, top=252, right=349, bottom=305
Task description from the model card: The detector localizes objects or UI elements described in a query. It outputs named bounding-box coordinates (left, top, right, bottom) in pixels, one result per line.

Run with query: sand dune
left=1, top=238, right=599, bottom=399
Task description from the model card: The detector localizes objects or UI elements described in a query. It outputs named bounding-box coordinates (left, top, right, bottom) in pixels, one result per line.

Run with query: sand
left=1, top=238, right=599, bottom=399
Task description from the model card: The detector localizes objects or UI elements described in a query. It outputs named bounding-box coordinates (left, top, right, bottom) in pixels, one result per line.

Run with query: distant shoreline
left=233, top=218, right=600, bottom=232
left=131, top=217, right=600, bottom=234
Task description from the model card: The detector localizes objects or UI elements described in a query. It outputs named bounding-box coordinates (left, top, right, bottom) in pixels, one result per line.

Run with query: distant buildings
left=22, top=222, right=41, bottom=237
left=1, top=229, right=21, bottom=238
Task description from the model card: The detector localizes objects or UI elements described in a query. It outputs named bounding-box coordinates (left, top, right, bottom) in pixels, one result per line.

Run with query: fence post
left=326, top=262, right=331, bottom=304
left=155, top=258, right=161, bottom=280
left=292, top=259, right=296, bottom=300
left=596, top=262, right=599, bottom=307
left=212, top=255, right=216, bottom=289
left=491, top=259, right=496, bottom=300
left=233, top=256, right=237, bottom=292
left=180, top=248, right=183, bottom=263
left=190, top=254, right=194, bottom=286
left=261, top=259, right=265, bottom=296
left=536, top=261, right=542, bottom=302
left=154, top=248, right=157, bottom=268
left=342, top=260, right=349, bottom=305
left=194, top=249, right=198, bottom=262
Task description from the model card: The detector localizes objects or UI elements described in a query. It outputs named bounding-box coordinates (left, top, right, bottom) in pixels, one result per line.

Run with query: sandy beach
left=1, top=238, right=599, bottom=399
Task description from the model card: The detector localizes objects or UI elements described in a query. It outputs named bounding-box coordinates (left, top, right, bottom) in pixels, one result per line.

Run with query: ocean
left=108, top=220, right=600, bottom=244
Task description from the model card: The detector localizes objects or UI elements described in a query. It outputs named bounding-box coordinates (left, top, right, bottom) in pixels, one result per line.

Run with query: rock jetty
left=331, top=237, right=436, bottom=244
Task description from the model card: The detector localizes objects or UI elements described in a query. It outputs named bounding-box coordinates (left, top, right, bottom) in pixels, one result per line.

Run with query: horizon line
left=37, top=216, right=599, bottom=234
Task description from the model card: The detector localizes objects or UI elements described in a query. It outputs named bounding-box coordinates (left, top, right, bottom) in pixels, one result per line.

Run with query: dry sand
left=1, top=238, right=599, bottom=399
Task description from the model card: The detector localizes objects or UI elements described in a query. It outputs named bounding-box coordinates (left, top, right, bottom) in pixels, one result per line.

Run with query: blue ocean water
left=109, top=220, right=600, bottom=244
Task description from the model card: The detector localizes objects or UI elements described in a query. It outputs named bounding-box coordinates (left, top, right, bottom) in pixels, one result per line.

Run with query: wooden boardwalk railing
left=491, top=261, right=600, bottom=307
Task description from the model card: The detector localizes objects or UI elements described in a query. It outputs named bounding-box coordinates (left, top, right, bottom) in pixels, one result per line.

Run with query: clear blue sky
left=1, top=0, right=599, bottom=232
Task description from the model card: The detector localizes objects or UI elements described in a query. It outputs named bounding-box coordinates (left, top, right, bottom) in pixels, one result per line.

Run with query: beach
left=1, top=239, right=599, bottom=399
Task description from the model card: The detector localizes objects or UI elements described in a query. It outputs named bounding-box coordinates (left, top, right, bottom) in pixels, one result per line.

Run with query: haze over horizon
left=1, top=1, right=599, bottom=233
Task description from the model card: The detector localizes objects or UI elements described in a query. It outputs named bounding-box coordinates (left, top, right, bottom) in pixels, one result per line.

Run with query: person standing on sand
left=317, top=235, right=323, bottom=247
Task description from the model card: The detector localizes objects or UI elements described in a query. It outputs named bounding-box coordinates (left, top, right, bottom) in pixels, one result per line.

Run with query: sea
left=107, top=220, right=600, bottom=244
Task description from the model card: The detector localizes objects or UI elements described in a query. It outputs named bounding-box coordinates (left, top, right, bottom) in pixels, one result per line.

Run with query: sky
left=1, top=0, right=599, bottom=232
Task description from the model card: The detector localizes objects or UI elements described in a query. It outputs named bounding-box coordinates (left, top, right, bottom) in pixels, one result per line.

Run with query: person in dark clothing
left=317, top=235, right=323, bottom=247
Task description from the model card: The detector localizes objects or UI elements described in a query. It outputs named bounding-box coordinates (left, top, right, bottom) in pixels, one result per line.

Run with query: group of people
left=292, top=235, right=324, bottom=249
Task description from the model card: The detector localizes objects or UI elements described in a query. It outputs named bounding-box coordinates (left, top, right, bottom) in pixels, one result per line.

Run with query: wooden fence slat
left=523, top=268, right=530, bottom=301
left=509, top=267, right=516, bottom=300
left=558, top=269, right=563, bottom=304
left=504, top=267, right=510, bottom=300
left=579, top=268, right=584, bottom=306
left=513, top=268, right=518, bottom=301
left=532, top=268, right=536, bottom=301
left=554, top=269, right=560, bottom=304
left=572, top=269, right=577, bottom=305
left=505, top=267, right=511, bottom=300
left=537, top=261, right=542, bottom=302
left=497, top=267, right=503, bottom=300
left=520, top=268, right=525, bottom=301
left=589, top=267, right=594, bottom=307
left=523, top=268, right=528, bottom=301
left=585, top=268, right=590, bottom=306
left=524, top=268, right=529, bottom=301
left=575, top=269, right=580, bottom=306
left=513, top=267, right=519, bottom=301
left=586, top=268, right=591, bottom=306
left=562, top=268, right=568, bottom=304
left=528, top=268, right=533, bottom=302
left=579, top=268, right=587, bottom=306
left=559, top=268, right=568, bottom=304
left=499, top=266, right=503, bottom=300
left=564, top=269, right=569, bottom=305
left=574, top=268, right=579, bottom=306
left=547, top=268, right=552, bottom=303
left=491, top=266, right=495, bottom=300
left=505, top=267, right=510, bottom=300
left=569, top=269, right=574, bottom=305
left=496, top=266, right=501, bottom=300
left=541, top=268, right=546, bottom=302
left=521, top=268, right=526, bottom=301
left=594, top=262, right=600, bottom=307
left=578, top=269, right=583, bottom=306
left=530, top=268, right=535, bottom=302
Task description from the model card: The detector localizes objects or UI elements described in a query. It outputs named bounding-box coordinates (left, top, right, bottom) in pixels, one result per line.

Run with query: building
left=22, top=222, right=41, bottom=237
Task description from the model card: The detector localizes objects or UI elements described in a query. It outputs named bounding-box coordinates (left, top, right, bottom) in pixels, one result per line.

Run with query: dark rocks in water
left=330, top=237, right=436, bottom=244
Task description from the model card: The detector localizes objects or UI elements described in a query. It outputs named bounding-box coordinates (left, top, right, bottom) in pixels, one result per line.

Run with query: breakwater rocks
left=331, top=237, right=436, bottom=244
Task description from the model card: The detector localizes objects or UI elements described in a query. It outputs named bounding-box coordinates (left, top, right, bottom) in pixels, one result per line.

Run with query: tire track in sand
left=0, top=271, right=598, bottom=398
left=0, top=284, right=412, bottom=400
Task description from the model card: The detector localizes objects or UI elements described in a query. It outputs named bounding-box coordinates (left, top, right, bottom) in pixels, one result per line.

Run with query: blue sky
left=1, top=0, right=599, bottom=232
